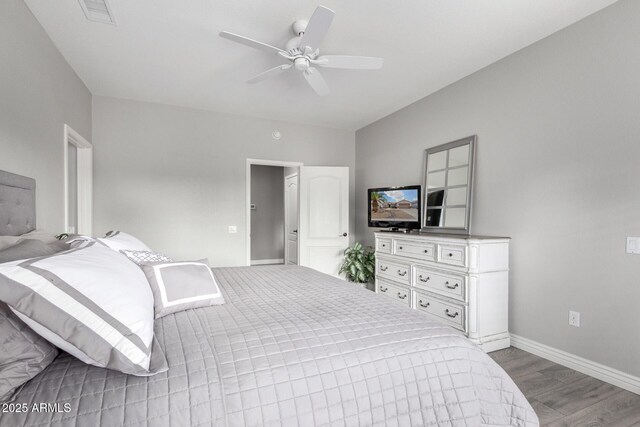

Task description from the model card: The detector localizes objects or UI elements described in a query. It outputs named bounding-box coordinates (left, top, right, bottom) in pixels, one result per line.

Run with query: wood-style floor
left=490, top=347, right=640, bottom=426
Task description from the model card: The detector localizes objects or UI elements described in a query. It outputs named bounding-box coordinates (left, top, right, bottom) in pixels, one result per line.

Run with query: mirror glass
left=422, top=136, right=476, bottom=234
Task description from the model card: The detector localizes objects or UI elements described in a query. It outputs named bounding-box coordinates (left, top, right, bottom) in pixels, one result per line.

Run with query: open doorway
left=64, top=124, right=93, bottom=235
left=246, top=159, right=302, bottom=266
left=246, top=159, right=350, bottom=275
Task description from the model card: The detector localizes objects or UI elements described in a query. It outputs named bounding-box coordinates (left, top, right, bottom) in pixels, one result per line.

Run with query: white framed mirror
left=422, top=135, right=476, bottom=234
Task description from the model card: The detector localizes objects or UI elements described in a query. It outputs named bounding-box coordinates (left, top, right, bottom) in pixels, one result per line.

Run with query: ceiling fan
left=219, top=5, right=383, bottom=96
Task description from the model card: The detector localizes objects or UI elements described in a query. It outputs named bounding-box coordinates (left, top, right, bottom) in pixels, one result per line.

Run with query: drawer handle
left=418, top=300, right=430, bottom=308
left=381, top=244, right=386, bottom=247
left=448, top=253, right=454, bottom=257
left=380, top=287, right=388, bottom=293
left=445, top=309, right=459, bottom=318
left=398, top=246, right=403, bottom=250
left=418, top=275, right=430, bottom=283
left=424, top=249, right=429, bottom=254
left=380, top=266, right=388, bottom=272
left=397, top=270, right=407, bottom=277
left=397, top=292, right=407, bottom=300
left=445, top=281, right=459, bottom=290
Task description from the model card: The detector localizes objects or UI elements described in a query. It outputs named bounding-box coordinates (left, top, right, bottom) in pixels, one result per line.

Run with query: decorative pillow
left=0, top=243, right=167, bottom=376
left=98, top=231, right=152, bottom=252
left=0, top=239, right=67, bottom=264
left=120, top=249, right=173, bottom=266
left=140, top=261, right=225, bottom=318
left=0, top=303, right=58, bottom=402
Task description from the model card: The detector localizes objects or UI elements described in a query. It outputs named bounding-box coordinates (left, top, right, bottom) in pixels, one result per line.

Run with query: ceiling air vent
left=78, top=0, right=116, bottom=25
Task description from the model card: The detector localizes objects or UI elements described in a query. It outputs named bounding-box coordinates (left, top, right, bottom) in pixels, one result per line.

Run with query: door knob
left=341, top=233, right=348, bottom=237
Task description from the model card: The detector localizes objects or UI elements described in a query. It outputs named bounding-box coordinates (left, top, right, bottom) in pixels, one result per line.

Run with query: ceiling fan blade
left=246, top=64, right=292, bottom=84
left=303, top=67, right=329, bottom=96
left=299, top=6, right=335, bottom=51
left=316, top=55, right=384, bottom=70
left=219, top=31, right=285, bottom=55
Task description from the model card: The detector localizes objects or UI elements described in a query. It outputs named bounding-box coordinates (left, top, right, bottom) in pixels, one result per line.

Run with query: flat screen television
left=368, top=185, right=422, bottom=230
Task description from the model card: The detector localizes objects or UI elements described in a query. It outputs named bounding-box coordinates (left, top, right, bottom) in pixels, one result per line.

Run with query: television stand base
left=379, top=228, right=413, bottom=234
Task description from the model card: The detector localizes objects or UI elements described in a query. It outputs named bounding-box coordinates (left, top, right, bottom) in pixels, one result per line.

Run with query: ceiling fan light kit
left=219, top=5, right=384, bottom=96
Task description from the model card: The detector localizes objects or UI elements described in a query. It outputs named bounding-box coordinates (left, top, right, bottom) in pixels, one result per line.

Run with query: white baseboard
left=250, top=258, right=284, bottom=266
left=511, top=334, right=640, bottom=395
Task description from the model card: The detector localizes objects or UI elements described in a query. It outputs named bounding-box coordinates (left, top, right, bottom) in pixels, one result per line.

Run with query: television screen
left=368, top=186, right=421, bottom=229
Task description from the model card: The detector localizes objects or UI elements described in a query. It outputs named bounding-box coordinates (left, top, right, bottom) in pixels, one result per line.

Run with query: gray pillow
left=0, top=239, right=63, bottom=264
left=0, top=236, right=21, bottom=252
left=140, top=261, right=225, bottom=318
left=0, top=302, right=58, bottom=402
left=0, top=230, right=58, bottom=251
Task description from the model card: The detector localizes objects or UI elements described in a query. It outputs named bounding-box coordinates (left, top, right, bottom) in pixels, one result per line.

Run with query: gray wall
left=250, top=165, right=284, bottom=262
left=356, top=0, right=640, bottom=377
left=0, top=0, right=92, bottom=233
left=92, top=96, right=355, bottom=266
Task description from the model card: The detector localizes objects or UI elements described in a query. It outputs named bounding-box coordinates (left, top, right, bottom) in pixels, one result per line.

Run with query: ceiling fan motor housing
left=294, top=57, right=310, bottom=71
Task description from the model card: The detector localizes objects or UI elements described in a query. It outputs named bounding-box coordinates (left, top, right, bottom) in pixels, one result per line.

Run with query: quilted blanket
left=1, top=265, right=538, bottom=426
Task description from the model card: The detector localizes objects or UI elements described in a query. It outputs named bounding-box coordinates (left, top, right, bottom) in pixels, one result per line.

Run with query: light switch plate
left=569, top=310, right=580, bottom=327
left=228, top=225, right=237, bottom=234
left=627, top=237, right=640, bottom=254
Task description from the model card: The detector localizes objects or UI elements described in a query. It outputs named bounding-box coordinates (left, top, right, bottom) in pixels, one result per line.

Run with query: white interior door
left=298, top=166, right=349, bottom=277
left=284, top=173, right=299, bottom=265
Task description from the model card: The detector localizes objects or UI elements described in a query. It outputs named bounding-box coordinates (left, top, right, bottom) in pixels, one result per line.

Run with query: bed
left=0, top=171, right=538, bottom=426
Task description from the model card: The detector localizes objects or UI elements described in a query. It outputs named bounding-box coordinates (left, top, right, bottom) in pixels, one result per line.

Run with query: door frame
left=246, top=159, right=303, bottom=266
left=284, top=172, right=299, bottom=265
left=63, top=124, right=93, bottom=235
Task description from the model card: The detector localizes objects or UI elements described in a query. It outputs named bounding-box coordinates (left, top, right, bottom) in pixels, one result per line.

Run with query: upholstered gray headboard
left=0, top=170, right=36, bottom=236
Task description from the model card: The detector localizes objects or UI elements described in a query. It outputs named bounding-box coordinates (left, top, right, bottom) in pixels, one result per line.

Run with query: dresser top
left=374, top=231, right=510, bottom=240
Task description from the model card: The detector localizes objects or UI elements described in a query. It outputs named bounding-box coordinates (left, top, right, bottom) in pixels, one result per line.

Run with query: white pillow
left=98, top=231, right=152, bottom=252
left=0, top=242, right=167, bottom=376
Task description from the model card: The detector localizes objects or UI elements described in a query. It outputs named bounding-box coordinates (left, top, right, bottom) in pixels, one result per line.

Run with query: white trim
left=511, top=334, right=640, bottom=395
left=64, top=124, right=93, bottom=235
left=284, top=172, right=299, bottom=265
left=246, top=159, right=303, bottom=266
left=250, top=258, right=285, bottom=266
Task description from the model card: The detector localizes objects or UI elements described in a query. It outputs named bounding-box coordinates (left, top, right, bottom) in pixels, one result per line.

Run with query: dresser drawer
left=393, top=240, right=435, bottom=262
left=414, top=291, right=467, bottom=332
left=376, top=238, right=392, bottom=254
left=414, top=267, right=466, bottom=302
left=378, top=280, right=411, bottom=307
left=377, top=258, right=411, bottom=285
left=437, top=244, right=467, bottom=267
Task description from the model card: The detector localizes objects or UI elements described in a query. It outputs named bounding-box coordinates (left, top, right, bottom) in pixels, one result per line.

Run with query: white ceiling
left=25, top=0, right=618, bottom=130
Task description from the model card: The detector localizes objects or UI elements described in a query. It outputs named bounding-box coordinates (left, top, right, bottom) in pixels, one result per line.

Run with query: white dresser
left=374, top=231, right=510, bottom=352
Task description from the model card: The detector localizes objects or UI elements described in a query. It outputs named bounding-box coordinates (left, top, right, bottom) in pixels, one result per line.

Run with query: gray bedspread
left=1, top=265, right=538, bottom=426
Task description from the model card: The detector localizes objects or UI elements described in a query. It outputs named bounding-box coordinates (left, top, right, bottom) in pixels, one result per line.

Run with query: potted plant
left=339, top=242, right=375, bottom=286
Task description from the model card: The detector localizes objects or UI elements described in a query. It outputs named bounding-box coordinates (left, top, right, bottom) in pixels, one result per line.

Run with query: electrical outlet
left=228, top=225, right=237, bottom=234
left=569, top=310, right=580, bottom=327
left=627, top=237, right=640, bottom=254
